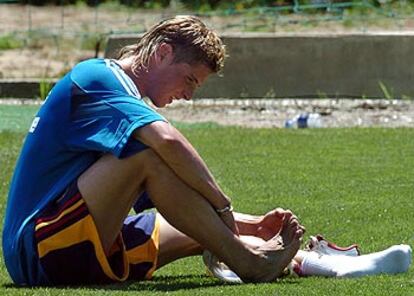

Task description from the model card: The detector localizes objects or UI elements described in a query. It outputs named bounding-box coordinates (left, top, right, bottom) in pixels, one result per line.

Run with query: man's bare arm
left=133, top=121, right=238, bottom=233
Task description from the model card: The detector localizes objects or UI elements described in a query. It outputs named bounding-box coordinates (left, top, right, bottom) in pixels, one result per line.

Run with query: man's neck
left=116, top=56, right=148, bottom=98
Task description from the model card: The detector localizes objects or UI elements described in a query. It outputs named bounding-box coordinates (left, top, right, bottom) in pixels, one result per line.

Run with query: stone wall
left=105, top=32, right=414, bottom=99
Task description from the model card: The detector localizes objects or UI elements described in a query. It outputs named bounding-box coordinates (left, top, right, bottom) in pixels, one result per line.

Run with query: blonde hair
left=118, top=15, right=225, bottom=73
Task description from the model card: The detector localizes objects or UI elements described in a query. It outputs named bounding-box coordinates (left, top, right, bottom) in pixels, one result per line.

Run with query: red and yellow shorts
left=34, top=182, right=160, bottom=285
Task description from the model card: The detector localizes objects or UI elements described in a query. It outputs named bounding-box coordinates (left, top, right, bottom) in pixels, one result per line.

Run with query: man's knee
left=133, top=148, right=170, bottom=179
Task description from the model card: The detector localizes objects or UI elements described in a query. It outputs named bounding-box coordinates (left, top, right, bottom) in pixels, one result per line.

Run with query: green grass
left=0, top=105, right=41, bottom=133
left=0, top=35, right=23, bottom=50
left=1, top=105, right=414, bottom=295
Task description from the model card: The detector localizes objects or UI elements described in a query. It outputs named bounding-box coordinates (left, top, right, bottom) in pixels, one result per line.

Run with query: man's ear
left=155, top=43, right=174, bottom=65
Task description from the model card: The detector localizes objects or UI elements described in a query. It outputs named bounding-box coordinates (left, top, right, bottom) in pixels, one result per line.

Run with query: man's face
left=146, top=48, right=212, bottom=107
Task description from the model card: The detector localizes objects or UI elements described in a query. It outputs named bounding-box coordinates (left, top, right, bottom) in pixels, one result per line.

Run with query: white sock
left=300, top=251, right=337, bottom=277
left=300, top=244, right=412, bottom=278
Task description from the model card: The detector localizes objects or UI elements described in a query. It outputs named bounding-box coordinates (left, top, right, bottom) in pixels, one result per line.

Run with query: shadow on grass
left=3, top=274, right=303, bottom=292
left=2, top=274, right=228, bottom=292
left=101, top=274, right=226, bottom=291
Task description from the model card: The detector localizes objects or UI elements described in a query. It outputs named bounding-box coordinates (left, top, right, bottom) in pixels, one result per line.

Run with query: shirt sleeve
left=67, top=86, right=167, bottom=158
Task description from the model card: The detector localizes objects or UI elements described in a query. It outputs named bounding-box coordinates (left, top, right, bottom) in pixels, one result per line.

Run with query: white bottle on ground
left=307, top=113, right=322, bottom=128
left=284, top=113, right=322, bottom=128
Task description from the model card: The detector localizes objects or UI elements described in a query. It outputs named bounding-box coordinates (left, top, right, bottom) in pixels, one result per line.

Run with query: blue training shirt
left=2, top=59, right=166, bottom=285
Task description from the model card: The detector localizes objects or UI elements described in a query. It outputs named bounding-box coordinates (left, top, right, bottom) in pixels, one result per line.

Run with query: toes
left=285, top=215, right=305, bottom=235
left=284, top=210, right=293, bottom=219
left=289, top=218, right=299, bottom=228
left=273, top=208, right=288, bottom=217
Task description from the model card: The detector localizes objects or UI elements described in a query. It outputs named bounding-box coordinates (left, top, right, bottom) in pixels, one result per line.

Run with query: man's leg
left=156, top=212, right=295, bottom=268
left=157, top=214, right=202, bottom=269
left=78, top=149, right=303, bottom=282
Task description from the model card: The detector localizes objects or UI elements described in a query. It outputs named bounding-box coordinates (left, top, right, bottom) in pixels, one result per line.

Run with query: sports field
left=0, top=105, right=413, bottom=295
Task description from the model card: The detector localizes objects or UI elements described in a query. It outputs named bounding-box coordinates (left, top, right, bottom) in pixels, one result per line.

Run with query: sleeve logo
left=29, top=117, right=40, bottom=133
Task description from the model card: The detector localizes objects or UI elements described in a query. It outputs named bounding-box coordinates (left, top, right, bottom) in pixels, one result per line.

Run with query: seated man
left=2, top=15, right=304, bottom=286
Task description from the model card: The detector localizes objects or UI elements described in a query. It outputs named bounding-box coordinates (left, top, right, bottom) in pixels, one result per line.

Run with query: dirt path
left=156, top=99, right=414, bottom=128
left=2, top=98, right=413, bottom=128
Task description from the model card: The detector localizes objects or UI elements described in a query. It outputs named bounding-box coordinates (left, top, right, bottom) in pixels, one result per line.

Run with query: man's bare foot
left=242, top=215, right=303, bottom=282
left=280, top=212, right=303, bottom=247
